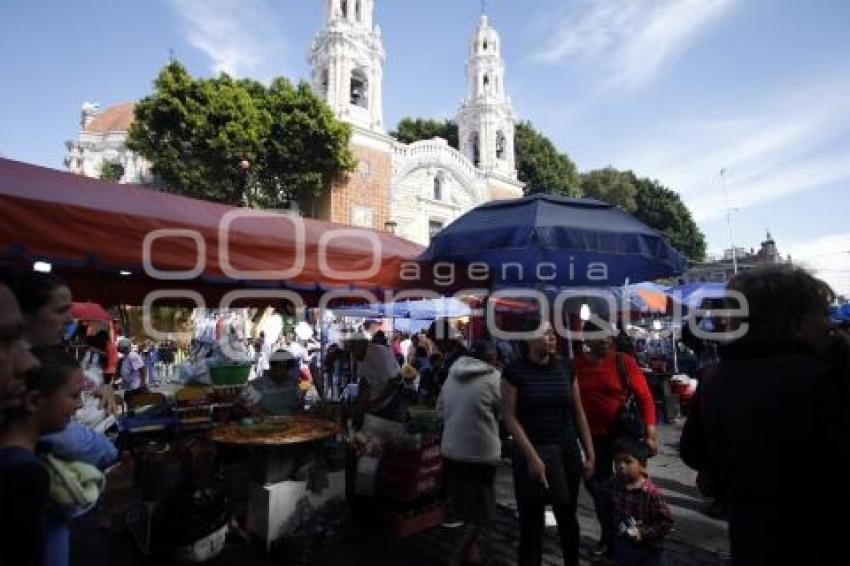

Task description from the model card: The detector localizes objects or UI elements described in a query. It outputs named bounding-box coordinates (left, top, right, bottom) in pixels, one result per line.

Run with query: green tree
left=391, top=118, right=459, bottom=148
left=633, top=176, right=707, bottom=261
left=127, top=61, right=354, bottom=207
left=99, top=160, right=124, bottom=182
left=514, top=121, right=580, bottom=196
left=579, top=167, right=638, bottom=212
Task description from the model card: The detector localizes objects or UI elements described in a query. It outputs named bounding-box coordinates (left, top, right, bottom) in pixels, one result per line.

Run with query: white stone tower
left=309, top=0, right=385, bottom=132
left=456, top=14, right=517, bottom=179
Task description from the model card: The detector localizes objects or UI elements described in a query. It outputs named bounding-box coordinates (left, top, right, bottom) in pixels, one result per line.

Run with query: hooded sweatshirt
left=437, top=356, right=502, bottom=465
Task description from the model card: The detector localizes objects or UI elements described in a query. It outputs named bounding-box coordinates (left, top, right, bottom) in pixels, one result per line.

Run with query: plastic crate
left=384, top=501, right=445, bottom=538
left=381, top=442, right=441, bottom=473
left=208, top=363, right=251, bottom=385
left=380, top=459, right=443, bottom=502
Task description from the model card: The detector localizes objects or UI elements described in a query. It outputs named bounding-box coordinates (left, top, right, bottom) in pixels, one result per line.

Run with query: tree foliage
left=127, top=61, right=354, bottom=207
left=579, top=167, right=638, bottom=212
left=391, top=118, right=459, bottom=148
left=632, top=176, right=707, bottom=261
left=99, top=160, right=124, bottom=182
left=514, top=121, right=580, bottom=197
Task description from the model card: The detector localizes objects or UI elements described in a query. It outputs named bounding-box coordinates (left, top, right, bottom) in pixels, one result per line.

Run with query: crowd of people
left=344, top=265, right=848, bottom=566
left=0, top=263, right=847, bottom=565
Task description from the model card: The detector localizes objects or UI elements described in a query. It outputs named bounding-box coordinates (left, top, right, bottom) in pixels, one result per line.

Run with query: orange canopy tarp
left=0, top=158, right=423, bottom=305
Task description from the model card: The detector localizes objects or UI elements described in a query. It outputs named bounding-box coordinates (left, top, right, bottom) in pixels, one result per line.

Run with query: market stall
left=0, top=157, right=423, bottom=306
left=0, top=157, right=429, bottom=561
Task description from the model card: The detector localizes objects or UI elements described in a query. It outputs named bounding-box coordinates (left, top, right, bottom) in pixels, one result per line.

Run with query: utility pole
left=721, top=168, right=738, bottom=275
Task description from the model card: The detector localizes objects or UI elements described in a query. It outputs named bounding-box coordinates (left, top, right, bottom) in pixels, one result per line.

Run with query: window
left=355, top=0, right=361, bottom=22
left=350, top=69, right=368, bottom=108
left=429, top=220, right=444, bottom=240
left=320, top=68, right=329, bottom=97
left=483, top=40, right=488, bottom=51
left=341, top=0, right=348, bottom=19
left=496, top=131, right=506, bottom=160
left=352, top=206, right=373, bottom=228
left=470, top=132, right=480, bottom=167
left=433, top=175, right=443, bottom=200
left=483, top=74, right=490, bottom=93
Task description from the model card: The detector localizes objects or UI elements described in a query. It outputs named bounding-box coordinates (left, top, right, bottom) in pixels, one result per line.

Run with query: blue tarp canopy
left=330, top=297, right=471, bottom=320
left=420, top=194, right=686, bottom=288
left=830, top=303, right=850, bottom=324
left=666, top=282, right=727, bottom=308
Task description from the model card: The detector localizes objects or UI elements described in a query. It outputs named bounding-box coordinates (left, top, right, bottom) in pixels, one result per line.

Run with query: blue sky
left=2, top=0, right=849, bottom=293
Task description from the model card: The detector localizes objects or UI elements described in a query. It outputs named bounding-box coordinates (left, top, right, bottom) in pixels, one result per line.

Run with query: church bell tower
left=309, top=0, right=385, bottom=133
left=456, top=14, right=517, bottom=179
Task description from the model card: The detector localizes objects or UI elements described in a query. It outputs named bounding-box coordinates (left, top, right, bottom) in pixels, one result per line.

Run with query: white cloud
left=617, top=78, right=850, bottom=221
left=535, top=0, right=733, bottom=88
left=170, top=0, right=286, bottom=82
left=786, top=233, right=850, bottom=296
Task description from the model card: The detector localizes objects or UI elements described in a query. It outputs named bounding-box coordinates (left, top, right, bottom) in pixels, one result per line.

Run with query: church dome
left=84, top=102, right=135, bottom=133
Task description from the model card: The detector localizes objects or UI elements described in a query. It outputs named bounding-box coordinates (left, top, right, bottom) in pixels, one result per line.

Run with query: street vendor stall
left=210, top=416, right=343, bottom=553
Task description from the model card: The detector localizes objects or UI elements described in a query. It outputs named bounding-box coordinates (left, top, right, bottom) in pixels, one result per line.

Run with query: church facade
left=65, top=0, right=523, bottom=245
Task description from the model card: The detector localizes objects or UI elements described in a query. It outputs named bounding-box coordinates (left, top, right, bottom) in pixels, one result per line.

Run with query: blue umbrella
left=666, top=282, right=727, bottom=308
left=830, top=304, right=850, bottom=324
left=420, top=194, right=686, bottom=287
left=387, top=297, right=471, bottom=320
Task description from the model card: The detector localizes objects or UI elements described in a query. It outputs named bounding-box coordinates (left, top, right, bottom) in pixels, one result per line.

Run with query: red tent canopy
left=0, top=158, right=423, bottom=306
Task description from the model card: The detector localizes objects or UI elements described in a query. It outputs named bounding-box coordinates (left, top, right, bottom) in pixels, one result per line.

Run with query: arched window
left=350, top=69, right=368, bottom=108
left=496, top=131, right=506, bottom=160
left=320, top=68, right=329, bottom=97
left=355, top=0, right=361, bottom=22
left=433, top=175, right=443, bottom=200
left=482, top=40, right=488, bottom=51
left=470, top=133, right=480, bottom=167
left=483, top=74, right=490, bottom=94
left=341, top=0, right=348, bottom=19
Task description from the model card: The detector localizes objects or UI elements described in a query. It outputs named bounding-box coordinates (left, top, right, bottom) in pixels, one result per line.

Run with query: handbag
left=614, top=353, right=647, bottom=441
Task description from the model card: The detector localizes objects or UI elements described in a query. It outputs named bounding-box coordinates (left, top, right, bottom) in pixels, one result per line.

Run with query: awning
left=0, top=158, right=423, bottom=305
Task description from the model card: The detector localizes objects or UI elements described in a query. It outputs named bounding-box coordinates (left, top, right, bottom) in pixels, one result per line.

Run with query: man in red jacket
left=573, top=331, right=657, bottom=558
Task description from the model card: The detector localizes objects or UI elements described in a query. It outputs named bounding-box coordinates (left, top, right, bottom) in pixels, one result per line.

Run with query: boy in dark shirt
left=609, top=437, right=673, bottom=566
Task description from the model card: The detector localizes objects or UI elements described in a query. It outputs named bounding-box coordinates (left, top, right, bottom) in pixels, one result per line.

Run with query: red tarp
left=0, top=158, right=424, bottom=306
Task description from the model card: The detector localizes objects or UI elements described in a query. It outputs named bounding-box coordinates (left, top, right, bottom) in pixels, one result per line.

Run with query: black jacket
left=692, top=339, right=849, bottom=565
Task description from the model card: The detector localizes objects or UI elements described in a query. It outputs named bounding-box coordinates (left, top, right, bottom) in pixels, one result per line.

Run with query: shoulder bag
left=615, top=353, right=646, bottom=441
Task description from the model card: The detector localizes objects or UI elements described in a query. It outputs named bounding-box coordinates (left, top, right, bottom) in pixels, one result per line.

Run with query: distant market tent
left=666, top=282, right=727, bottom=309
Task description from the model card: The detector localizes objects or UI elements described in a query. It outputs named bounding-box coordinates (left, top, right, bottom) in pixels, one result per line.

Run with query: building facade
left=681, top=232, right=792, bottom=283
left=64, top=102, right=150, bottom=184
left=64, top=0, right=523, bottom=245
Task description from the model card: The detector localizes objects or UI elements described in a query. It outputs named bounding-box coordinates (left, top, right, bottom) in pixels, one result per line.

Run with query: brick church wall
left=328, top=142, right=393, bottom=229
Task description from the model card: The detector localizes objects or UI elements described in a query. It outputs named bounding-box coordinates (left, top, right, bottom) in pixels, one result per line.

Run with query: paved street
left=72, top=421, right=730, bottom=565
left=324, top=420, right=730, bottom=566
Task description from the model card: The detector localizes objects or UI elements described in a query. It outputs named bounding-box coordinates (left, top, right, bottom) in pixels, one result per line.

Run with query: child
left=0, top=349, right=84, bottom=566
left=609, top=436, right=673, bottom=566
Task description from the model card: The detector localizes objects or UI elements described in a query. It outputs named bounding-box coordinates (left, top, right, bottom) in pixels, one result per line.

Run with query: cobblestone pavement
left=72, top=422, right=730, bottom=565
left=327, top=421, right=730, bottom=566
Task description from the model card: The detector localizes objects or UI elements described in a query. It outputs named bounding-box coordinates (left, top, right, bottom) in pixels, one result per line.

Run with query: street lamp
left=239, top=159, right=251, bottom=204
left=720, top=168, right=739, bottom=275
